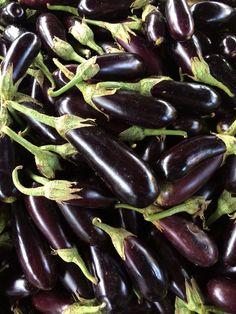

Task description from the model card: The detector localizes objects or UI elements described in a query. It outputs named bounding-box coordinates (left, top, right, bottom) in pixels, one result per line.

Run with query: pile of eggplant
left=1, top=0, right=236, bottom=313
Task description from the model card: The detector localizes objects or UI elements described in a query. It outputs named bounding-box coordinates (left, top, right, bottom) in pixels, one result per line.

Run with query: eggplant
left=117, top=208, right=140, bottom=235
left=0, top=2, right=25, bottom=27
left=66, top=125, right=159, bottom=207
left=11, top=201, right=57, bottom=290
left=151, top=80, right=221, bottom=116
left=144, top=9, right=166, bottom=46
left=1, top=31, right=41, bottom=83
left=3, top=24, right=27, bottom=42
left=165, top=0, right=194, bottom=41
left=19, top=0, right=76, bottom=9
left=156, top=135, right=225, bottom=181
left=158, top=215, right=219, bottom=267
left=207, top=277, right=236, bottom=313
left=217, top=33, right=236, bottom=59
left=172, top=116, right=209, bottom=137
left=156, top=154, right=223, bottom=207
left=222, top=221, right=236, bottom=267
left=222, top=155, right=236, bottom=194
left=3, top=273, right=37, bottom=299
left=90, top=245, right=132, bottom=314
left=0, top=36, right=9, bottom=57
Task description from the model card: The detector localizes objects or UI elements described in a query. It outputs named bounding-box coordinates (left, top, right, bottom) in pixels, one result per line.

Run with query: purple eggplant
left=151, top=80, right=221, bottom=116
left=217, top=33, right=236, bottom=59
left=90, top=245, right=132, bottom=314
left=222, top=155, right=236, bottom=194
left=117, top=208, right=140, bottom=235
left=1, top=31, right=41, bottom=83
left=172, top=116, right=209, bottom=137
left=158, top=215, right=219, bottom=267
left=144, top=9, right=166, bottom=46
left=19, top=0, right=76, bottom=9
left=207, top=277, right=236, bottom=313
left=156, top=135, right=225, bottom=181
left=11, top=201, right=57, bottom=290
left=222, top=220, right=236, bottom=267
left=165, top=0, right=194, bottom=41
left=0, top=2, right=25, bottom=27
left=3, top=24, right=27, bottom=42
left=66, top=125, right=159, bottom=207
left=3, top=273, right=37, bottom=299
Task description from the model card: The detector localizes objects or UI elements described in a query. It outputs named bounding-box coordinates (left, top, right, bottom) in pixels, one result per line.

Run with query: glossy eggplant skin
left=148, top=228, right=190, bottom=300
left=77, top=0, right=132, bottom=19
left=66, top=126, right=159, bottom=207
left=172, top=116, right=209, bottom=137
left=159, top=215, right=219, bottom=267
left=0, top=136, right=18, bottom=202
left=151, top=295, right=175, bottom=314
left=59, top=262, right=94, bottom=299
left=0, top=2, right=25, bottom=27
left=117, top=208, right=139, bottom=235
left=24, top=187, right=72, bottom=250
left=144, top=10, right=166, bottom=46
left=90, top=245, right=132, bottom=314
left=222, top=221, right=236, bottom=267
left=165, top=0, right=194, bottom=41
left=36, top=13, right=66, bottom=55
left=93, top=90, right=177, bottom=129
left=1, top=32, right=41, bottom=83
left=124, top=236, right=168, bottom=301
left=57, top=204, right=109, bottom=245
left=156, top=135, right=225, bottom=181
left=11, top=202, right=57, bottom=290
left=222, top=155, right=236, bottom=194
left=151, top=80, right=221, bottom=116
left=3, top=274, right=37, bottom=299
left=117, top=33, right=164, bottom=76
left=207, top=277, right=236, bottom=313
left=191, top=1, right=234, bottom=29
left=31, top=289, right=72, bottom=314
left=217, top=33, right=236, bottom=59
left=0, top=37, right=9, bottom=57
left=157, top=154, right=223, bottom=207
left=3, top=24, right=27, bottom=42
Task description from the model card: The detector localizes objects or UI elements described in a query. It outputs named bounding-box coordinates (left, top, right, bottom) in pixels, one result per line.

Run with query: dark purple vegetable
left=0, top=37, right=9, bottom=57
left=57, top=203, right=109, bottom=245
left=148, top=228, right=190, bottom=300
left=194, top=31, right=213, bottom=56
left=172, top=116, right=209, bottom=137
left=191, top=1, right=234, bottom=29
left=151, top=294, right=175, bottom=314
left=59, top=262, right=94, bottom=299
left=217, top=33, right=236, bottom=59
left=1, top=32, right=41, bottom=83
left=158, top=215, right=219, bottom=267
left=222, top=220, right=236, bottom=267
left=31, top=289, right=73, bottom=314
left=207, top=277, right=236, bottom=313
left=3, top=24, right=27, bottom=42
left=222, top=155, right=236, bottom=194
left=92, top=90, right=177, bottom=128
left=11, top=201, right=57, bottom=290
left=3, top=273, right=37, bottom=299
left=156, top=135, right=225, bottom=181
left=66, top=125, right=159, bottom=207
left=156, top=154, right=223, bottom=207
left=151, top=80, right=221, bottom=116
left=90, top=245, right=132, bottom=314
left=144, top=9, right=166, bottom=46
left=19, top=0, right=76, bottom=9
left=165, top=0, right=194, bottom=41
left=117, top=208, right=139, bottom=235
left=0, top=2, right=25, bottom=27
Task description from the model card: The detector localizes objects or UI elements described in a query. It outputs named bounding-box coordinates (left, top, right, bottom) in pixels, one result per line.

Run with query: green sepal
left=14, top=92, right=43, bottom=106
left=52, top=37, right=85, bottom=63
left=0, top=232, right=12, bottom=248
left=92, top=218, right=134, bottom=260
left=40, top=143, right=77, bottom=160
left=215, top=133, right=236, bottom=157
left=175, top=297, right=194, bottom=314
left=0, top=64, right=17, bottom=101
left=131, top=0, right=150, bottom=11
left=141, top=4, right=157, bottom=21
left=62, top=302, right=106, bottom=314
left=25, top=8, right=37, bottom=19
left=47, top=4, right=79, bottom=15
left=217, top=119, right=236, bottom=136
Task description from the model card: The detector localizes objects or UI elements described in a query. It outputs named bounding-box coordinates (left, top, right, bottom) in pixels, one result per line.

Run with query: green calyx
left=207, top=190, right=236, bottom=226
left=119, top=126, right=187, bottom=142
left=217, top=119, right=236, bottom=136
left=0, top=64, right=18, bottom=102
left=12, top=166, right=84, bottom=202
left=131, top=0, right=150, bottom=11
left=53, top=247, right=97, bottom=284
left=62, top=302, right=106, bottom=314
left=40, top=143, right=78, bottom=160
left=190, top=55, right=234, bottom=97
left=33, top=52, right=56, bottom=89
left=142, top=4, right=158, bottom=21
left=216, top=133, right=236, bottom=156
left=92, top=218, right=134, bottom=260
left=47, top=4, right=79, bottom=15
left=2, top=126, right=61, bottom=179
left=52, top=37, right=86, bottom=63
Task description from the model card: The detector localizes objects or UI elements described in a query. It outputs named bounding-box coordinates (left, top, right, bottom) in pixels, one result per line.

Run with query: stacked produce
left=1, top=0, right=236, bottom=313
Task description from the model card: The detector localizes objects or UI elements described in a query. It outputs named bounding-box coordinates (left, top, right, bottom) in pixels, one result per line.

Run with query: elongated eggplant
left=117, top=33, right=164, bottom=76
left=217, top=33, right=236, bottom=59
left=191, top=1, right=234, bottom=29
left=151, top=80, right=221, bottom=116
left=156, top=135, right=225, bottom=181
left=148, top=228, right=190, bottom=300
left=59, top=262, right=94, bottom=299
left=144, top=9, right=166, bottom=47
left=172, top=116, right=209, bottom=137
left=0, top=135, right=17, bottom=202
left=222, top=221, right=236, bottom=267
left=222, top=155, right=236, bottom=194
left=207, top=277, right=236, bottom=313
left=165, top=0, right=194, bottom=41
left=11, top=201, right=57, bottom=290
left=92, top=90, right=177, bottom=129
left=158, top=215, right=219, bottom=267
left=0, top=2, right=25, bottom=27
left=157, top=154, right=223, bottom=207
left=66, top=126, right=159, bottom=207
left=57, top=203, right=109, bottom=245
left=1, top=32, right=41, bottom=83
left=90, top=245, right=132, bottom=314
left=93, top=220, right=169, bottom=301
left=31, top=289, right=73, bottom=314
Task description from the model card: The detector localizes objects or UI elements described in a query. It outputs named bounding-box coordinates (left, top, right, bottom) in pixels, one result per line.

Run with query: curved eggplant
left=144, top=9, right=166, bottom=46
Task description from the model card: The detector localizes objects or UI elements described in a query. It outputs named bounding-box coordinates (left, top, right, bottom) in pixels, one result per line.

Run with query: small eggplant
left=158, top=215, right=219, bottom=267
left=143, top=7, right=166, bottom=46
left=0, top=2, right=25, bottom=27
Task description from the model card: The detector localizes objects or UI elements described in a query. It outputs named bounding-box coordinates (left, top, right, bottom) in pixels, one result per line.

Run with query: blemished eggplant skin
left=65, top=126, right=159, bottom=207
left=11, top=202, right=57, bottom=290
